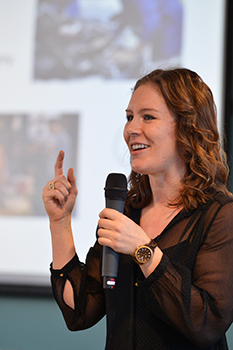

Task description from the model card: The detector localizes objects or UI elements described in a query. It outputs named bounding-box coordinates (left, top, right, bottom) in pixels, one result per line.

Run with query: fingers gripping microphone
left=102, top=173, right=127, bottom=289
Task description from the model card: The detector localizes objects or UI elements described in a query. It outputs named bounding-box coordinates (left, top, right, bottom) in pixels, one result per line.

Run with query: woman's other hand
left=42, top=150, right=78, bottom=223
left=98, top=208, right=149, bottom=256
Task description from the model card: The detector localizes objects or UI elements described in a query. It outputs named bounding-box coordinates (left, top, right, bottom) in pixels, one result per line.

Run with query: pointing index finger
left=55, top=150, right=65, bottom=177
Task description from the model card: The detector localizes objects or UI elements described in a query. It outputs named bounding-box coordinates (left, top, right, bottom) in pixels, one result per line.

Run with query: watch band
left=147, top=240, right=158, bottom=251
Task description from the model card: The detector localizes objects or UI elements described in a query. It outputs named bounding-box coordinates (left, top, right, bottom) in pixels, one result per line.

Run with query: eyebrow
left=125, top=108, right=159, bottom=113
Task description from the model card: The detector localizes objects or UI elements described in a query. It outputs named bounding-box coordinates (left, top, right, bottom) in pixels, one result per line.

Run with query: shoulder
left=208, top=192, right=233, bottom=220
left=203, top=192, right=233, bottom=236
left=213, top=191, right=233, bottom=206
left=198, top=191, right=233, bottom=215
left=188, top=192, right=233, bottom=237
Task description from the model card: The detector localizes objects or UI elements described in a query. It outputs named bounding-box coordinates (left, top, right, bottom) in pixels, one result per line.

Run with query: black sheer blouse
left=50, top=192, right=233, bottom=349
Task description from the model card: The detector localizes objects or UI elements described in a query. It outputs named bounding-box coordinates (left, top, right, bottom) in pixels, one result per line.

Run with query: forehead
left=127, top=84, right=168, bottom=110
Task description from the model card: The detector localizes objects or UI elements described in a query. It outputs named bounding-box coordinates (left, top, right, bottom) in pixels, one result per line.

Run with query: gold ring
left=49, top=182, right=55, bottom=190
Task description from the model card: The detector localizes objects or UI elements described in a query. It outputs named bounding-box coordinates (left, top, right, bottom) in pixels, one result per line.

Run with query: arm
left=97, top=202, right=233, bottom=347
left=42, top=150, right=77, bottom=309
left=43, top=151, right=105, bottom=330
left=50, top=242, right=105, bottom=331
left=139, top=203, right=233, bottom=347
left=42, top=150, right=77, bottom=267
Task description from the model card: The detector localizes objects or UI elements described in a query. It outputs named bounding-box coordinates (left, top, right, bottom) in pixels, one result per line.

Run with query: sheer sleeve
left=50, top=241, right=105, bottom=331
left=138, top=201, right=233, bottom=348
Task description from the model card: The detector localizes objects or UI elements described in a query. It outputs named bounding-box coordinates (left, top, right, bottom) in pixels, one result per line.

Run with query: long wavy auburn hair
left=125, top=68, right=232, bottom=212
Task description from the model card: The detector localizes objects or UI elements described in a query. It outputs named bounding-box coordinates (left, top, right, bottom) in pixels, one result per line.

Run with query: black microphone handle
left=105, top=197, right=125, bottom=212
left=102, top=247, right=119, bottom=280
left=102, top=197, right=125, bottom=289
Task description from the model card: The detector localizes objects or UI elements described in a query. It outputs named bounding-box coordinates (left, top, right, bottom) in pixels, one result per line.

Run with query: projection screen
left=0, top=0, right=227, bottom=287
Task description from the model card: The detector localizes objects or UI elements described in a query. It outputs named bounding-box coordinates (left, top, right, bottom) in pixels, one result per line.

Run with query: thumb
left=67, top=168, right=77, bottom=191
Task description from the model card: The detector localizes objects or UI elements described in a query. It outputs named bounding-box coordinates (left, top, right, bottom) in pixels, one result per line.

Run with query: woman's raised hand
left=42, top=150, right=78, bottom=222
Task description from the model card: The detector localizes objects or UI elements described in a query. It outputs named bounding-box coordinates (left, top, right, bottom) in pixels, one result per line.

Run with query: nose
left=124, top=117, right=142, bottom=136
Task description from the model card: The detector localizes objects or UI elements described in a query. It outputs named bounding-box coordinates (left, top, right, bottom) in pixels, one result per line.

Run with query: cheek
left=123, top=126, right=128, bottom=144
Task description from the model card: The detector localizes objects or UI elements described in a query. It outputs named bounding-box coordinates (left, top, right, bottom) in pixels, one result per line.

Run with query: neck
left=148, top=169, right=185, bottom=208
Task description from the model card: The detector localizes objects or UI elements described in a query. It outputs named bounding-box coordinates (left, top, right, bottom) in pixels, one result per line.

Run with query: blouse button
left=60, top=273, right=64, bottom=277
left=135, top=282, right=139, bottom=287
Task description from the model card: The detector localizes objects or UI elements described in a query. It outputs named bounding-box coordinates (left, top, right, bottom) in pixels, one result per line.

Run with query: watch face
left=136, top=246, right=152, bottom=264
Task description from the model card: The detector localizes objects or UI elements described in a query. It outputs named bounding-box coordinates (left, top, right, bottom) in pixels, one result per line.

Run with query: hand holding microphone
left=98, top=173, right=154, bottom=289
left=100, top=173, right=127, bottom=289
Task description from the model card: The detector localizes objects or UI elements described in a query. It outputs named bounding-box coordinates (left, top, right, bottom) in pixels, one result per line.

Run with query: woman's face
left=124, top=84, right=186, bottom=181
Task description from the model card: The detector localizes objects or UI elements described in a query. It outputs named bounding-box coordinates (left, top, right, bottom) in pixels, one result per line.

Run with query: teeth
left=132, top=144, right=148, bottom=150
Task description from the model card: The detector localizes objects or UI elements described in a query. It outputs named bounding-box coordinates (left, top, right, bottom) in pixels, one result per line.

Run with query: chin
left=131, top=159, right=151, bottom=174
left=131, top=166, right=148, bottom=175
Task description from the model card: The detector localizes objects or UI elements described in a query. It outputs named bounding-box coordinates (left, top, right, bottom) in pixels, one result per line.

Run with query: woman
left=42, top=68, right=233, bottom=349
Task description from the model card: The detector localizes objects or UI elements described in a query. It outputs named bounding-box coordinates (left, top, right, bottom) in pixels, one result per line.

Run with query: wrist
left=50, top=215, right=72, bottom=233
left=133, top=240, right=158, bottom=265
left=140, top=248, right=163, bottom=277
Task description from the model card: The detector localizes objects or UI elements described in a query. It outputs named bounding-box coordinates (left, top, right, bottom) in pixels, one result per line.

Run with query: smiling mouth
left=131, top=144, right=149, bottom=151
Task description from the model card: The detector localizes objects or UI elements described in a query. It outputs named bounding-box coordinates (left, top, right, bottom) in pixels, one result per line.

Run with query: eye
left=144, top=114, right=155, bottom=121
left=126, top=114, right=133, bottom=122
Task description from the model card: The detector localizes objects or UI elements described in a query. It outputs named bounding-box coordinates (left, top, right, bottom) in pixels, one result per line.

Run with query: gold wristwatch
left=134, top=240, right=158, bottom=264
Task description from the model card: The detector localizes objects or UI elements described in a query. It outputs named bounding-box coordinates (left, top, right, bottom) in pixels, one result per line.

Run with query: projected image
left=0, top=114, right=78, bottom=216
left=33, top=0, right=183, bottom=80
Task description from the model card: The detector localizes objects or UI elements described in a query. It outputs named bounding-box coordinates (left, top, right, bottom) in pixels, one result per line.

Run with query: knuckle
left=114, top=232, right=121, bottom=245
left=113, top=239, right=121, bottom=252
left=74, top=188, right=78, bottom=195
left=116, top=221, right=123, bottom=232
left=97, top=227, right=103, bottom=237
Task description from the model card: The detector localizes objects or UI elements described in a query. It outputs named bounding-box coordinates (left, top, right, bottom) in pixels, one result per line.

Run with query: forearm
left=140, top=246, right=163, bottom=277
left=50, top=216, right=76, bottom=269
left=141, top=254, right=233, bottom=348
left=50, top=243, right=106, bottom=328
left=49, top=215, right=76, bottom=309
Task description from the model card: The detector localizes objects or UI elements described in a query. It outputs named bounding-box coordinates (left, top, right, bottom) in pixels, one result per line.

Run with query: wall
left=1, top=295, right=233, bottom=350
left=0, top=295, right=106, bottom=350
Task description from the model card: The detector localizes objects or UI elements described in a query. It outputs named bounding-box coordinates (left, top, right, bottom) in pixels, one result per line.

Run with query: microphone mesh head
left=105, top=173, right=127, bottom=200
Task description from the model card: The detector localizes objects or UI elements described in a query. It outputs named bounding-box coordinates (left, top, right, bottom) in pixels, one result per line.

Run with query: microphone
left=102, top=173, right=127, bottom=289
